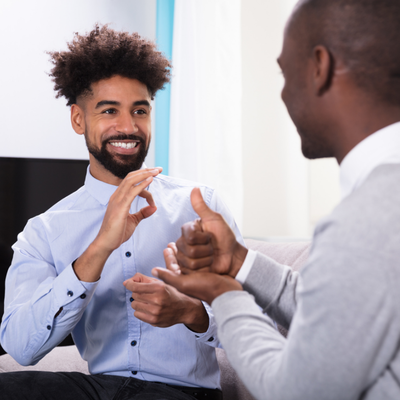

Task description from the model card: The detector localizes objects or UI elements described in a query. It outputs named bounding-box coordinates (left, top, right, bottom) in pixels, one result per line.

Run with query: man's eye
left=134, top=109, right=146, bottom=115
left=103, top=109, right=116, bottom=114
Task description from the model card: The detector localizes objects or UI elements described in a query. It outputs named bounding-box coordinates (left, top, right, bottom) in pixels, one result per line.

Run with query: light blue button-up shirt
left=0, top=168, right=243, bottom=388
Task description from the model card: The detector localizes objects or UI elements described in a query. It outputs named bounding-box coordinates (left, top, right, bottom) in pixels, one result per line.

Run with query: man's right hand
left=93, top=168, right=162, bottom=253
left=176, top=188, right=248, bottom=278
left=73, top=167, right=162, bottom=282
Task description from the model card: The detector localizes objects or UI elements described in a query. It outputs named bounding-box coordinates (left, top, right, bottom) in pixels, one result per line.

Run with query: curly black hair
left=47, top=24, right=171, bottom=106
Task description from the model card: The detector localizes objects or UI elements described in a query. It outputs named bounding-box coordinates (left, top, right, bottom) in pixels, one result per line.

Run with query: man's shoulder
left=339, top=163, right=400, bottom=217
left=152, top=174, right=216, bottom=204
left=46, top=185, right=92, bottom=213
left=315, top=163, right=400, bottom=249
left=30, top=185, right=94, bottom=229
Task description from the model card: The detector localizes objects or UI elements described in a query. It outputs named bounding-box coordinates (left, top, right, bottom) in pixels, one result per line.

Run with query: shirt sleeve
left=211, top=241, right=398, bottom=400
left=0, top=218, right=98, bottom=366
left=189, top=302, right=220, bottom=348
left=235, top=249, right=257, bottom=284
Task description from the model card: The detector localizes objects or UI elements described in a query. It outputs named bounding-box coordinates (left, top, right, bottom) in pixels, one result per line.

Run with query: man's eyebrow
left=133, top=100, right=151, bottom=107
left=95, top=100, right=151, bottom=109
left=95, top=100, right=120, bottom=109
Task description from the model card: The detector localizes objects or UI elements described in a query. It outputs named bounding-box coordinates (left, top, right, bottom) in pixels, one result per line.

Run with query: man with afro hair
left=0, top=24, right=242, bottom=400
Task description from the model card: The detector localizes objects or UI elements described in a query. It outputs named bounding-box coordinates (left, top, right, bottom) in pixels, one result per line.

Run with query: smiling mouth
left=109, top=141, right=139, bottom=149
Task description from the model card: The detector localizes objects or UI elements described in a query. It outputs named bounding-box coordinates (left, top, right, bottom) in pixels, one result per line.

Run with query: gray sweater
left=212, top=164, right=400, bottom=400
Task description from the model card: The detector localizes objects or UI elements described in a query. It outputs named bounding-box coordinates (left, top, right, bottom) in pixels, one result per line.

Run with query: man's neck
left=333, top=103, right=400, bottom=164
left=88, top=156, right=123, bottom=186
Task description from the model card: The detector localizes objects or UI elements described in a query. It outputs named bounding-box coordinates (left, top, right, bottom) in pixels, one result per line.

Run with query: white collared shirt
left=237, top=121, right=400, bottom=284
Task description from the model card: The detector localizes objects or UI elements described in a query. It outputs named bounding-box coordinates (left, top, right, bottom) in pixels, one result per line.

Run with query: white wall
left=1, top=0, right=341, bottom=238
left=241, top=0, right=341, bottom=239
left=0, top=0, right=156, bottom=163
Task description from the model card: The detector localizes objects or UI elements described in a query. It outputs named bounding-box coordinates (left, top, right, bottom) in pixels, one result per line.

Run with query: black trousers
left=0, top=371, right=223, bottom=400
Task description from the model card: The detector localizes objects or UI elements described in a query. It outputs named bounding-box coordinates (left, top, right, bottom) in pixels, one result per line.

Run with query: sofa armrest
left=0, top=345, right=89, bottom=374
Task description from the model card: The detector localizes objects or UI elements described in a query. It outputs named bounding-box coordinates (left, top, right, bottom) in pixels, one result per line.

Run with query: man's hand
left=176, top=188, right=248, bottom=277
left=73, top=168, right=162, bottom=282
left=152, top=246, right=243, bottom=305
left=93, top=168, right=162, bottom=253
left=123, top=271, right=209, bottom=333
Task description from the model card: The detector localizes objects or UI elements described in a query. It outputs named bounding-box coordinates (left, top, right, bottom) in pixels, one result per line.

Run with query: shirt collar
left=84, top=163, right=148, bottom=206
left=340, top=122, right=400, bottom=199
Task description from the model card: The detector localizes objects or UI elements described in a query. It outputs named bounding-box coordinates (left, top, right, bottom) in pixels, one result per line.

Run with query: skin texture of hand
left=123, top=271, right=210, bottom=333
left=176, top=188, right=248, bottom=277
left=73, top=167, right=162, bottom=282
left=152, top=246, right=243, bottom=305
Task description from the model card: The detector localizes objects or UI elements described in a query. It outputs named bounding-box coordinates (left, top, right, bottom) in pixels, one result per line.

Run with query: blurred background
left=0, top=0, right=341, bottom=352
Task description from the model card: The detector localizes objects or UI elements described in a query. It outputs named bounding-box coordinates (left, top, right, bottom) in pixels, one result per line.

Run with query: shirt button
left=46, top=325, right=51, bottom=330
left=130, top=297, right=134, bottom=302
left=207, top=336, right=215, bottom=342
left=80, top=294, right=86, bottom=299
left=131, top=340, right=137, bottom=347
left=67, top=290, right=73, bottom=297
left=131, top=371, right=137, bottom=375
left=125, top=252, right=132, bottom=258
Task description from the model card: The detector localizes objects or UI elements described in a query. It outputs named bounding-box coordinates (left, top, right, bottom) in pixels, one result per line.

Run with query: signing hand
left=73, top=167, right=161, bottom=282
left=123, top=271, right=209, bottom=332
left=176, top=188, right=248, bottom=277
left=94, top=167, right=162, bottom=253
left=152, top=245, right=243, bottom=305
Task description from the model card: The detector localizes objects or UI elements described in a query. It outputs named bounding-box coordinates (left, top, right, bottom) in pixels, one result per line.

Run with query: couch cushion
left=244, top=239, right=310, bottom=271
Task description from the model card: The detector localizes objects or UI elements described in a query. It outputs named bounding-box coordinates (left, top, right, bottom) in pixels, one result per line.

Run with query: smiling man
left=0, top=25, right=241, bottom=400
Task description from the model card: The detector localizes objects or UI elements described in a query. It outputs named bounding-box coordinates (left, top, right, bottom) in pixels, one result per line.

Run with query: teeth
left=110, top=142, right=138, bottom=149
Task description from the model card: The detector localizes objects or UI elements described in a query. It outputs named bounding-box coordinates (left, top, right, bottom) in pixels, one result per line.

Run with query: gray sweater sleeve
left=212, top=165, right=400, bottom=400
left=243, top=252, right=299, bottom=329
left=213, top=243, right=400, bottom=400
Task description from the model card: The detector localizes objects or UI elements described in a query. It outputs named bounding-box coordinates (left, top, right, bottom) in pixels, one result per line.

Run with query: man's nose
left=116, top=112, right=138, bottom=135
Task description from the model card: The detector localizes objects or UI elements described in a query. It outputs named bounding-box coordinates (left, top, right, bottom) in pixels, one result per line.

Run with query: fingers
left=112, top=168, right=161, bottom=209
left=153, top=268, right=241, bottom=304
left=130, top=204, right=157, bottom=227
left=123, top=273, right=156, bottom=290
left=176, top=229, right=214, bottom=270
left=138, top=189, right=156, bottom=208
left=167, top=242, right=178, bottom=255
left=163, top=247, right=181, bottom=274
left=152, top=267, right=186, bottom=293
left=176, top=236, right=213, bottom=259
left=181, top=220, right=211, bottom=245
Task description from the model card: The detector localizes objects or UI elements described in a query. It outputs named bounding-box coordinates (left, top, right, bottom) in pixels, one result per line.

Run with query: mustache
left=102, top=134, right=146, bottom=145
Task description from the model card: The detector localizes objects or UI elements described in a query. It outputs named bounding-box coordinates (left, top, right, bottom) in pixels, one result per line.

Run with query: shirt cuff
left=236, top=249, right=257, bottom=284
left=53, top=264, right=99, bottom=309
left=189, top=301, right=219, bottom=347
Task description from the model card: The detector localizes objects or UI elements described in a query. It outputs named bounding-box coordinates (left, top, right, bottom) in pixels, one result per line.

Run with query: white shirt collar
left=340, top=121, right=400, bottom=199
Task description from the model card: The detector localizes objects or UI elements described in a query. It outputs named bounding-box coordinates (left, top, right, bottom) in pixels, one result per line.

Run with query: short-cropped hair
left=293, top=0, right=400, bottom=105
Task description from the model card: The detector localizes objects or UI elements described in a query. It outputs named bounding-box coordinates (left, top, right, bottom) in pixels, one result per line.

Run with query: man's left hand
left=152, top=246, right=243, bottom=305
left=123, top=272, right=209, bottom=333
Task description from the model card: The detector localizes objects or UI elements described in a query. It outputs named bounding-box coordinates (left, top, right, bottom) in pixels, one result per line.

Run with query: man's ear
left=312, top=45, right=334, bottom=96
left=71, top=104, right=85, bottom=135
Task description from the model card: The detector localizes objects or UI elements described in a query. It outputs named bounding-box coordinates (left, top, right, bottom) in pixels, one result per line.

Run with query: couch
left=0, top=238, right=310, bottom=400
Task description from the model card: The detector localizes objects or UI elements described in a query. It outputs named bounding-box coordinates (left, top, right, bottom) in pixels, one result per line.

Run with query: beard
left=85, top=133, right=149, bottom=179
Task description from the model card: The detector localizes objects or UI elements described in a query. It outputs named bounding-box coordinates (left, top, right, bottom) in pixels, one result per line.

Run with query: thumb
left=152, top=267, right=182, bottom=289
left=190, top=188, right=217, bottom=221
left=131, top=205, right=157, bottom=225
left=123, top=272, right=148, bottom=286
